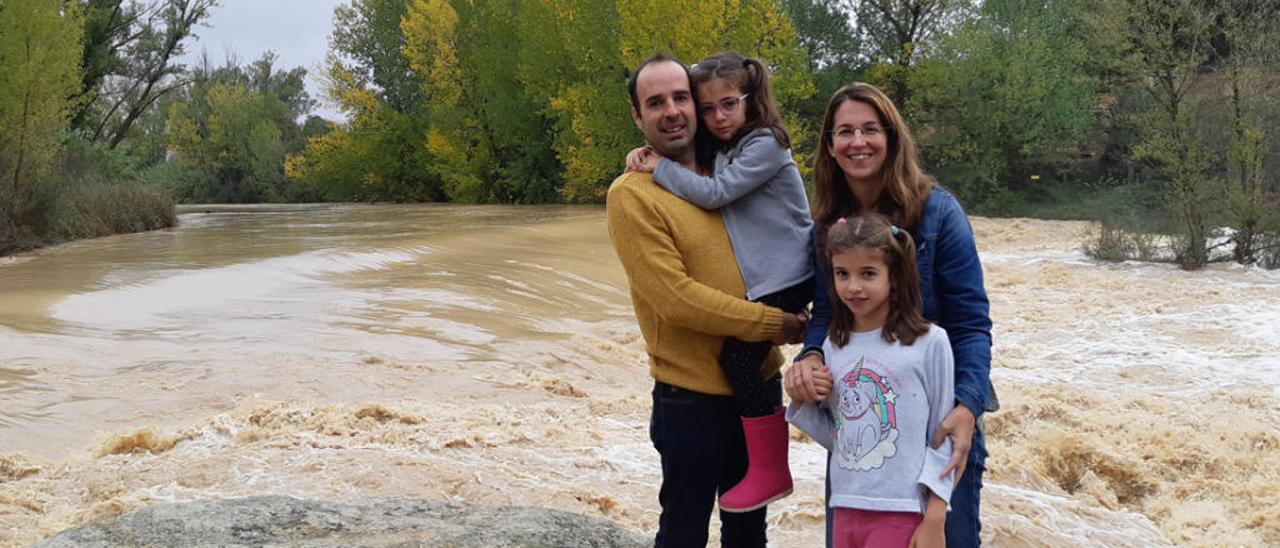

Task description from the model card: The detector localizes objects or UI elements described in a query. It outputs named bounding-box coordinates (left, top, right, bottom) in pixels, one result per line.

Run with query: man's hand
left=932, top=404, right=976, bottom=484
left=773, top=311, right=807, bottom=345
left=624, top=146, right=657, bottom=173
left=784, top=353, right=832, bottom=403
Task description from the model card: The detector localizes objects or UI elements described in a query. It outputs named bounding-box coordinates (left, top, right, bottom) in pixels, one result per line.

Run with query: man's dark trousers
left=650, top=376, right=782, bottom=547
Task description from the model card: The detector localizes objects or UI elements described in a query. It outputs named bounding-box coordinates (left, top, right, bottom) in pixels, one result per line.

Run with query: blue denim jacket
left=801, top=186, right=998, bottom=420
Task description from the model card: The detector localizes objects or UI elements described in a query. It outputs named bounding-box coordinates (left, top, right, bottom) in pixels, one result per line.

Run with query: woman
left=785, top=82, right=998, bottom=547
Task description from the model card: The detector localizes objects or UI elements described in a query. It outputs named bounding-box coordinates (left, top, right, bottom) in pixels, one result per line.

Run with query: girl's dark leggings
left=719, top=276, right=814, bottom=417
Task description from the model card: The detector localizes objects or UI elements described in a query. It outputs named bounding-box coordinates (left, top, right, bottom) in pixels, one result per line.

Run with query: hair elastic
left=836, top=217, right=848, bottom=225
left=890, top=225, right=899, bottom=235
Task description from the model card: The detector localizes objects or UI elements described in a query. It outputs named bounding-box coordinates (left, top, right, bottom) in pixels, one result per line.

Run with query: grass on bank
left=1, top=179, right=175, bottom=257
left=1, top=142, right=177, bottom=257
left=39, top=180, right=176, bottom=242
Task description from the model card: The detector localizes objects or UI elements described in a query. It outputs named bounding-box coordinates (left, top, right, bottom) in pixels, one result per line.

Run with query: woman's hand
left=932, top=403, right=976, bottom=483
left=785, top=354, right=833, bottom=403
left=624, top=146, right=657, bottom=173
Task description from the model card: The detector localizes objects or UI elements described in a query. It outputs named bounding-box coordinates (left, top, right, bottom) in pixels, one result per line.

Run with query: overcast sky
left=180, top=0, right=349, bottom=119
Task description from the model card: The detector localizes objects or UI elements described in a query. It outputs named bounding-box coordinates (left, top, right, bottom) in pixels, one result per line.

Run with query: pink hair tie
left=836, top=217, right=847, bottom=225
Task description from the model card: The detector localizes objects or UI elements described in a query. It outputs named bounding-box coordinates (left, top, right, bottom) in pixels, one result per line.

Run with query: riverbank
left=0, top=181, right=176, bottom=258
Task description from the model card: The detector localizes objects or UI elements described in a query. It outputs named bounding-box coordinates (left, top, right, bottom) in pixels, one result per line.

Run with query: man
left=606, top=53, right=807, bottom=547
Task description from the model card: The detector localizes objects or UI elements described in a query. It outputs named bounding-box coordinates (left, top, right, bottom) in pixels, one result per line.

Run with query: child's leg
left=719, top=277, right=814, bottom=417
left=717, top=277, right=814, bottom=513
left=832, top=508, right=922, bottom=548
left=718, top=336, right=778, bottom=417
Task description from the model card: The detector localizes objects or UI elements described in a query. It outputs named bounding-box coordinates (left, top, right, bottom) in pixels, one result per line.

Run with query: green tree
left=243, top=52, right=318, bottom=153
left=0, top=0, right=85, bottom=242
left=910, top=0, right=1095, bottom=208
left=167, top=82, right=285, bottom=202
left=1106, top=0, right=1216, bottom=267
left=402, top=0, right=562, bottom=203
left=330, top=0, right=423, bottom=114
left=287, top=58, right=438, bottom=202
left=1212, top=0, right=1280, bottom=264
left=71, top=0, right=136, bottom=130
left=83, top=0, right=219, bottom=149
left=853, top=0, right=969, bottom=111
left=297, top=0, right=815, bottom=204
left=516, top=0, right=629, bottom=202
left=287, top=0, right=438, bottom=202
left=163, top=53, right=316, bottom=203
left=517, top=0, right=814, bottom=202
left=784, top=0, right=863, bottom=102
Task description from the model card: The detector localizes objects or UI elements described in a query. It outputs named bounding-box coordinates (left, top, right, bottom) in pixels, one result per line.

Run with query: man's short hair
left=627, top=52, right=689, bottom=112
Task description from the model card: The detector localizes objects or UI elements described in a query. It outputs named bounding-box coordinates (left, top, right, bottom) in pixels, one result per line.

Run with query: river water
left=1, top=204, right=1276, bottom=546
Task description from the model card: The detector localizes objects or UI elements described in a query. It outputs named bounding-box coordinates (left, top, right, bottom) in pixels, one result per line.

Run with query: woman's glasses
left=831, top=124, right=889, bottom=142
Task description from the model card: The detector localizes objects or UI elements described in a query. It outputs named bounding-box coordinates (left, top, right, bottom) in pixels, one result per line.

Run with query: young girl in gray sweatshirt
left=786, top=214, right=955, bottom=547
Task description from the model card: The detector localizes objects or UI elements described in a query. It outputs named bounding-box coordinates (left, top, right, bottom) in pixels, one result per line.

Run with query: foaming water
left=0, top=209, right=1276, bottom=546
left=972, top=217, right=1280, bottom=546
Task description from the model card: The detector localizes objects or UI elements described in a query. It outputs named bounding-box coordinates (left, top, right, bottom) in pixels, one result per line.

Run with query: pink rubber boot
left=719, top=407, right=793, bottom=513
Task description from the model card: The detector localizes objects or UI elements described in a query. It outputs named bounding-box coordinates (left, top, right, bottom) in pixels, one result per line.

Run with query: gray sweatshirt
left=786, top=325, right=956, bottom=513
left=653, top=128, right=813, bottom=300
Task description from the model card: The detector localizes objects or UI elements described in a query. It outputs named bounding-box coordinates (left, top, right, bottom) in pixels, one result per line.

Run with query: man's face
left=630, top=60, right=696, bottom=159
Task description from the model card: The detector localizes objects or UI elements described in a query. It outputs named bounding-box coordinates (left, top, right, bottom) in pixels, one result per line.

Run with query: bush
left=1259, top=232, right=1280, bottom=270
left=1131, top=230, right=1159, bottom=262
left=1084, top=222, right=1135, bottom=262
left=12, top=140, right=181, bottom=247
left=1083, top=220, right=1167, bottom=263
left=136, top=160, right=203, bottom=200
left=40, top=180, right=176, bottom=241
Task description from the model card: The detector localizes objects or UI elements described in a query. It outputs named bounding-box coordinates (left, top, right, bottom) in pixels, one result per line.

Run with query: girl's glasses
left=697, top=94, right=749, bottom=117
left=831, top=124, right=889, bottom=142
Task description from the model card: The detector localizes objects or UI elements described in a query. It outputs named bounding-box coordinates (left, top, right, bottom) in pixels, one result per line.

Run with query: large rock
left=37, top=496, right=649, bottom=547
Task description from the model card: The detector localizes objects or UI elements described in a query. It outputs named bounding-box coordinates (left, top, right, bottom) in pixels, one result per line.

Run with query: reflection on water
left=0, top=206, right=1277, bottom=547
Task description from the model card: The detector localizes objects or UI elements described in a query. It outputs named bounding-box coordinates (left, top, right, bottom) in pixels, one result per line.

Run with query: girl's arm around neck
left=652, top=130, right=791, bottom=210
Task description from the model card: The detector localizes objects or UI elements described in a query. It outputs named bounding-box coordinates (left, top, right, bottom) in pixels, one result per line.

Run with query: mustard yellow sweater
left=606, top=171, right=784, bottom=396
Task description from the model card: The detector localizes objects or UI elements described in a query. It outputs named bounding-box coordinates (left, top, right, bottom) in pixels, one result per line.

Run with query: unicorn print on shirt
left=832, top=356, right=900, bottom=471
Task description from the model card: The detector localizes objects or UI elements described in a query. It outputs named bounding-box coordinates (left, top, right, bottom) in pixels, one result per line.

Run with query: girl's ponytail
left=742, top=56, right=790, bottom=150
left=744, top=58, right=764, bottom=92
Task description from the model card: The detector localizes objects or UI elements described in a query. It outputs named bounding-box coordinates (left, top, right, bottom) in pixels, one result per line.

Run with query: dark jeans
left=719, top=277, right=814, bottom=418
left=825, top=431, right=988, bottom=547
left=650, top=376, right=782, bottom=547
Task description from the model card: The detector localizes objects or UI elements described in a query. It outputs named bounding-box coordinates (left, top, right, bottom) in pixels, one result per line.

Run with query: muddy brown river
left=1, top=204, right=1276, bottom=546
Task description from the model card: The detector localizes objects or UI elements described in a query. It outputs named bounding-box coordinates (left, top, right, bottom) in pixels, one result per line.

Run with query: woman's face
left=827, top=100, right=888, bottom=188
